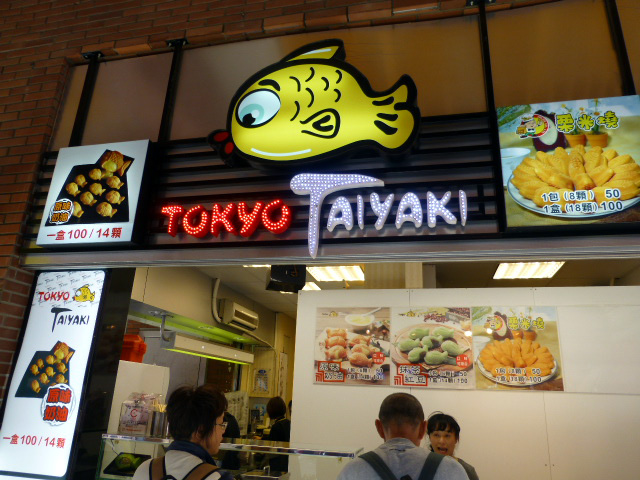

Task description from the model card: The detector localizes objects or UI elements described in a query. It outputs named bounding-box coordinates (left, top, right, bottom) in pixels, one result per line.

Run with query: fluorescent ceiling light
left=161, top=332, right=254, bottom=365
left=243, top=264, right=271, bottom=268
left=493, top=262, right=565, bottom=279
left=307, top=265, right=364, bottom=282
left=302, top=282, right=321, bottom=291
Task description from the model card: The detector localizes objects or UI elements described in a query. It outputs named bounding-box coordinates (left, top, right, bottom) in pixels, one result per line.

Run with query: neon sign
left=161, top=199, right=293, bottom=238
left=159, top=174, right=468, bottom=258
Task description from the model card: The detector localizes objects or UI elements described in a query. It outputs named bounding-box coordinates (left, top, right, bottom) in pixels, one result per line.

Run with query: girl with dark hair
left=261, top=396, right=291, bottom=472
left=427, top=412, right=479, bottom=480
left=133, top=385, right=233, bottom=480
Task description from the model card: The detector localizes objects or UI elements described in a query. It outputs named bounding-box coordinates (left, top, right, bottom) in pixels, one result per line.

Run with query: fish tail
left=371, top=75, right=419, bottom=151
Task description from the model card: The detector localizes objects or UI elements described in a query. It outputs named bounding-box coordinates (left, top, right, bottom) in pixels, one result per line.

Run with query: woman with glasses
left=133, top=385, right=233, bottom=480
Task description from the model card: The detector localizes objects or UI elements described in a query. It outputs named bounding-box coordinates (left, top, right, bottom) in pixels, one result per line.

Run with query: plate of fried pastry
left=508, top=145, right=640, bottom=218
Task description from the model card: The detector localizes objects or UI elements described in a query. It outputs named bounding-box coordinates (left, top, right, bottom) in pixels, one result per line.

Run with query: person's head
left=266, top=396, right=287, bottom=419
left=167, top=385, right=228, bottom=455
left=375, top=393, right=426, bottom=446
left=427, top=412, right=460, bottom=456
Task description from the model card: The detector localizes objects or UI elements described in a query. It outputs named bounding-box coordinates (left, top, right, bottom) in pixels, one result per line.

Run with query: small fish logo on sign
left=208, top=39, right=420, bottom=167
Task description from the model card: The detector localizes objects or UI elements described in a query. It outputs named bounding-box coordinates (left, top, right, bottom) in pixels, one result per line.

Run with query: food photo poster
left=498, top=95, right=640, bottom=228
left=314, top=305, right=564, bottom=392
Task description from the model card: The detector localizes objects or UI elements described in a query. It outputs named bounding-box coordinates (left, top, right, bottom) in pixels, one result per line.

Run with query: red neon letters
left=161, top=200, right=292, bottom=239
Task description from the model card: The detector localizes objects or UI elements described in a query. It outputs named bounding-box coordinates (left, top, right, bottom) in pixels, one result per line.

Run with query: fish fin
left=207, top=129, right=237, bottom=166
left=371, top=75, right=420, bottom=151
left=282, top=39, right=346, bottom=63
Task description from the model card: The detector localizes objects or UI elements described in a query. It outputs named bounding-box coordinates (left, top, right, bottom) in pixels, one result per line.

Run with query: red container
left=121, top=334, right=147, bottom=362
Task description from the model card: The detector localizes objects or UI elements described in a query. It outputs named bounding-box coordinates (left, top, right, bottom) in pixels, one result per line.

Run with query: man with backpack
left=133, top=385, right=233, bottom=480
left=337, top=393, right=469, bottom=480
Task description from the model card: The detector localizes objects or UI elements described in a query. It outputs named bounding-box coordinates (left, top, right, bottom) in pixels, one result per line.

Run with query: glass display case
left=97, top=434, right=363, bottom=480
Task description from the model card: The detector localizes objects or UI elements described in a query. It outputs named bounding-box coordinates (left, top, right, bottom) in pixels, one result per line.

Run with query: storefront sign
left=313, top=305, right=563, bottom=391
left=0, top=271, right=105, bottom=479
left=36, top=140, right=150, bottom=246
left=207, top=39, right=420, bottom=167
left=498, top=95, right=640, bottom=228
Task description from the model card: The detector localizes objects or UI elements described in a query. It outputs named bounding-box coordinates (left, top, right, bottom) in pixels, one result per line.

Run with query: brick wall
left=0, top=0, right=558, bottom=400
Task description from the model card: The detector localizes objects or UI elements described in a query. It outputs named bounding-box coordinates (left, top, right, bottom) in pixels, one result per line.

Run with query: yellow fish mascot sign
left=208, top=39, right=420, bottom=167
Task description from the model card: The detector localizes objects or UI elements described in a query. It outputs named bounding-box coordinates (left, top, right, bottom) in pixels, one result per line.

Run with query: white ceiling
left=197, top=259, right=640, bottom=318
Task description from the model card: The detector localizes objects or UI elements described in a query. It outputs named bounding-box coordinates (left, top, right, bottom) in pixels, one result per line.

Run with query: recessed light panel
left=493, top=262, right=565, bottom=279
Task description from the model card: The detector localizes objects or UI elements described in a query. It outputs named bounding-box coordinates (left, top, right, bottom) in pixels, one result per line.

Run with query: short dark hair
left=427, top=412, right=460, bottom=440
left=266, top=396, right=287, bottom=419
left=167, top=385, right=227, bottom=441
left=378, top=393, right=424, bottom=428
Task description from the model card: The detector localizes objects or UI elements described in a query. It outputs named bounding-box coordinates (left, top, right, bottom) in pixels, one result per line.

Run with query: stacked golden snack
left=510, top=145, right=640, bottom=209
left=479, top=338, right=554, bottom=378
left=28, top=341, right=74, bottom=394
left=323, top=328, right=383, bottom=368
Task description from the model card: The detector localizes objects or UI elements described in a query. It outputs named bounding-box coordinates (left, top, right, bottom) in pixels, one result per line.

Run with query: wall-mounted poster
left=314, top=307, right=391, bottom=385
left=472, top=306, right=564, bottom=391
left=498, top=95, right=640, bottom=228
left=0, top=270, right=105, bottom=479
left=36, top=140, right=150, bottom=246
left=390, top=307, right=475, bottom=389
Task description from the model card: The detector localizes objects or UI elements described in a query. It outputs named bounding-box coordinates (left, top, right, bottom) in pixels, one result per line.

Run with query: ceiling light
left=307, top=265, right=364, bottom=282
left=243, top=264, right=271, bottom=268
left=493, top=262, right=564, bottom=279
left=160, top=331, right=254, bottom=365
left=302, top=282, right=321, bottom=291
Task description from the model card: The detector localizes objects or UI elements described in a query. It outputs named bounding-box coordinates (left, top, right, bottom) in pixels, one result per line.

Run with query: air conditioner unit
left=219, top=299, right=259, bottom=332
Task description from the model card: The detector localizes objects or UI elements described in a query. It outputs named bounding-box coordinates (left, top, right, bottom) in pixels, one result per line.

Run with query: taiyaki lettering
left=208, top=39, right=420, bottom=167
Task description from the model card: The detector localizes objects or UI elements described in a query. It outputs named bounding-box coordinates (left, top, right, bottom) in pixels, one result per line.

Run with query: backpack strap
left=183, top=462, right=219, bottom=480
left=150, top=457, right=166, bottom=480
left=417, top=452, right=445, bottom=480
left=359, top=451, right=399, bottom=480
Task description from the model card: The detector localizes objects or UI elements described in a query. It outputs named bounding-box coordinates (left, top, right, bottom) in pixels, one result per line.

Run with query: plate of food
left=507, top=146, right=640, bottom=218
left=476, top=337, right=557, bottom=386
left=391, top=324, right=472, bottom=372
left=16, top=341, right=74, bottom=398
left=315, top=328, right=390, bottom=377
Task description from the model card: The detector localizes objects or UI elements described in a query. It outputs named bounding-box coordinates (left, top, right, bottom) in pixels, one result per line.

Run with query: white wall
left=291, top=287, right=640, bottom=480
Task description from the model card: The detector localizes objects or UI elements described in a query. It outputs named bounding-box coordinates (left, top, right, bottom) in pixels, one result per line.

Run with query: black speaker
left=266, top=265, right=306, bottom=293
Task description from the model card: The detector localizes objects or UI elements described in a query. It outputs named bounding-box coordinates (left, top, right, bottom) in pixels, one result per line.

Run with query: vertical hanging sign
left=0, top=270, right=106, bottom=479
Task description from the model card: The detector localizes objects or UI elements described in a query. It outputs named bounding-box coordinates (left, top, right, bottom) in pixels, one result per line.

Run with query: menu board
left=0, top=271, right=105, bottom=479
left=472, top=306, right=563, bottom=391
left=314, top=305, right=564, bottom=391
left=498, top=95, right=640, bottom=228
left=36, top=140, right=150, bottom=246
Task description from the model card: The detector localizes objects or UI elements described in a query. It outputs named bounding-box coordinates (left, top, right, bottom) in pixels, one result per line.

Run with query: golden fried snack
left=36, top=358, right=44, bottom=369
left=612, top=162, right=640, bottom=175
left=56, top=362, right=67, bottom=374
left=567, top=153, right=596, bottom=190
left=601, top=179, right=640, bottom=200
left=326, top=328, right=347, bottom=338
left=30, top=364, right=39, bottom=375
left=45, top=355, right=55, bottom=364
left=89, top=183, right=106, bottom=196
left=348, top=335, right=371, bottom=347
left=31, top=380, right=41, bottom=394
left=325, top=345, right=347, bottom=360
left=610, top=171, right=640, bottom=186
left=348, top=352, right=373, bottom=368
left=39, top=373, right=49, bottom=385
left=514, top=163, right=536, bottom=177
left=45, top=366, right=54, bottom=377
left=89, top=168, right=102, bottom=181
left=480, top=338, right=555, bottom=379
left=106, top=190, right=125, bottom=204
left=584, top=151, right=605, bottom=173
left=65, top=182, right=80, bottom=197
left=588, top=164, right=615, bottom=186
left=74, top=174, right=87, bottom=188
left=55, top=374, right=66, bottom=384
left=106, top=176, right=124, bottom=189
left=532, top=186, right=556, bottom=207
left=573, top=144, right=586, bottom=155
left=72, top=202, right=84, bottom=218
left=96, top=202, right=117, bottom=218
left=53, top=341, right=73, bottom=363
left=117, top=160, right=132, bottom=177
left=351, top=344, right=379, bottom=356
left=80, top=191, right=97, bottom=206
left=99, top=151, right=122, bottom=173
left=534, top=163, right=574, bottom=189
left=325, top=336, right=347, bottom=348
left=550, top=147, right=570, bottom=175
left=608, top=154, right=632, bottom=168
left=515, top=179, right=550, bottom=200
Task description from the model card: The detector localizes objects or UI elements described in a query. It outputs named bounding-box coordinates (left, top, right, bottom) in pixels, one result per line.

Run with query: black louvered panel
left=24, top=113, right=501, bottom=253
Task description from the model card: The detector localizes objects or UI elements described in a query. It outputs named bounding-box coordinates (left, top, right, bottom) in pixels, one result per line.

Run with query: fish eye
left=236, top=89, right=280, bottom=128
